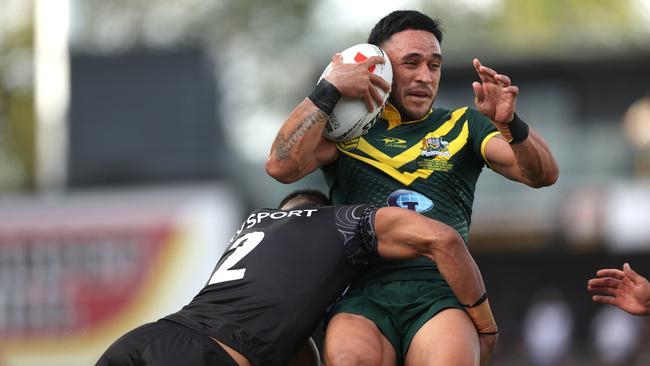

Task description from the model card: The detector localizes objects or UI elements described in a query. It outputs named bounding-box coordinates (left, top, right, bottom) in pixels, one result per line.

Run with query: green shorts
left=329, top=279, right=463, bottom=364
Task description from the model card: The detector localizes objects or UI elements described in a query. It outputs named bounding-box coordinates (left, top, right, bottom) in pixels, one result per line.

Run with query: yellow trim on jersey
left=350, top=106, right=469, bottom=168
left=338, top=107, right=471, bottom=186
left=444, top=120, right=470, bottom=160
left=339, top=138, right=360, bottom=150
left=338, top=152, right=432, bottom=186
left=480, top=131, right=501, bottom=169
left=382, top=103, right=434, bottom=130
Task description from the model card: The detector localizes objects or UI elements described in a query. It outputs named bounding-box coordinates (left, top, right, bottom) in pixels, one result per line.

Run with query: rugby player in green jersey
left=267, top=10, right=558, bottom=366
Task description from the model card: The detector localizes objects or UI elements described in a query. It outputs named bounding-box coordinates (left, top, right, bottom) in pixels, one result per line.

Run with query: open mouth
left=408, top=88, right=431, bottom=99
left=408, top=92, right=431, bottom=101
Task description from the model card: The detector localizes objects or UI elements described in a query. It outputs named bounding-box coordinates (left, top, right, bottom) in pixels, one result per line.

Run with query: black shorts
left=96, top=320, right=239, bottom=366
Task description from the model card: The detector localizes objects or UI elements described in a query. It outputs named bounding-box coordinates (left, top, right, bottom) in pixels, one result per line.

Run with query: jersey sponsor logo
left=386, top=189, right=433, bottom=213
left=379, top=136, right=408, bottom=149
left=420, top=137, right=450, bottom=158
left=233, top=209, right=318, bottom=239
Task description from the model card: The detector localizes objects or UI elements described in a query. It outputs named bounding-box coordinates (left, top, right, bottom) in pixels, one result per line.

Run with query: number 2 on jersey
left=208, top=231, right=265, bottom=284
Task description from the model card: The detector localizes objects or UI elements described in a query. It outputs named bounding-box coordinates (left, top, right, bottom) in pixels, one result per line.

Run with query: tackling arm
left=374, top=207, right=485, bottom=304
left=374, top=207, right=495, bottom=330
left=374, top=207, right=498, bottom=365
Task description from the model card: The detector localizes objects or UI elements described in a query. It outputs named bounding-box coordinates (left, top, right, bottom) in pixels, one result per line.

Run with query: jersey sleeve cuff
left=480, top=131, right=501, bottom=169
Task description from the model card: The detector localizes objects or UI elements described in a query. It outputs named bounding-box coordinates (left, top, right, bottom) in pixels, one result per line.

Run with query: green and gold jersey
left=322, top=103, right=500, bottom=286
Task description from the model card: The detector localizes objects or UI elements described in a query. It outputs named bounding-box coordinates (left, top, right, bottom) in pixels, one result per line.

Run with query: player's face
left=382, top=29, right=442, bottom=121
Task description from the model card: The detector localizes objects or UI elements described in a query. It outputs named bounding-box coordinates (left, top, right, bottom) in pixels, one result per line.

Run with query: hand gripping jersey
left=323, top=104, right=499, bottom=286
left=166, top=204, right=377, bottom=366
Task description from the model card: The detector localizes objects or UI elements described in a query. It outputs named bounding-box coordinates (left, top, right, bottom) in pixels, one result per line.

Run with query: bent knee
left=407, top=309, right=479, bottom=365
left=326, top=349, right=384, bottom=366
left=325, top=313, right=393, bottom=366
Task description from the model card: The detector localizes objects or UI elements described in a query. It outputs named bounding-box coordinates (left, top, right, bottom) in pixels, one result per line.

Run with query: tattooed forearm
left=274, top=132, right=290, bottom=161
left=274, top=107, right=328, bottom=161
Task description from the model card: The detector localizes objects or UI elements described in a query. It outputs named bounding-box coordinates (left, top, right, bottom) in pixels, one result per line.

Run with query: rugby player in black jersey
left=96, top=189, right=493, bottom=366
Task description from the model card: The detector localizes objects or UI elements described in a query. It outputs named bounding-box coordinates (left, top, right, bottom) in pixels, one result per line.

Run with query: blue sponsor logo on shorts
left=386, top=189, right=433, bottom=213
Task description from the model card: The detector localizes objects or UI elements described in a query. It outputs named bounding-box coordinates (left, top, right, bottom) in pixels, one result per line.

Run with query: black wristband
left=462, top=292, right=488, bottom=308
left=308, top=79, right=342, bottom=115
left=509, top=114, right=529, bottom=145
left=479, top=331, right=499, bottom=336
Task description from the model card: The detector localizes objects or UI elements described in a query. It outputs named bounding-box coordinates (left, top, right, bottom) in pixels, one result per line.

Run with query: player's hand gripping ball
left=319, top=44, right=392, bottom=142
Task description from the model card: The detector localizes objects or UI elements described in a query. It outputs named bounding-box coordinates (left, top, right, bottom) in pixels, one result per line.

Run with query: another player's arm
left=472, top=58, right=559, bottom=188
left=266, top=53, right=390, bottom=183
left=374, top=207, right=498, bottom=365
left=374, top=207, right=496, bottom=329
left=588, top=263, right=650, bottom=316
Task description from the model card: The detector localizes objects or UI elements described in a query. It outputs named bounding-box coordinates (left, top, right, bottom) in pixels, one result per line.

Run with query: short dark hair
left=278, top=189, right=331, bottom=209
left=367, top=10, right=443, bottom=47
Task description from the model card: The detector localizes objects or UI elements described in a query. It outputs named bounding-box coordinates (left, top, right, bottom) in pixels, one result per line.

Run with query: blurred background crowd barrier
left=1, top=0, right=649, bottom=365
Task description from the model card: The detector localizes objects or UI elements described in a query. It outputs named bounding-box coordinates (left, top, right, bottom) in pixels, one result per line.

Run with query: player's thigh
left=98, top=321, right=237, bottom=366
left=324, top=313, right=397, bottom=366
left=405, top=308, right=479, bottom=366
left=140, top=324, right=239, bottom=366
left=97, top=322, right=163, bottom=366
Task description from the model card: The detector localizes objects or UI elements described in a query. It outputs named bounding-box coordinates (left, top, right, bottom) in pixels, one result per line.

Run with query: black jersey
left=165, top=204, right=377, bottom=366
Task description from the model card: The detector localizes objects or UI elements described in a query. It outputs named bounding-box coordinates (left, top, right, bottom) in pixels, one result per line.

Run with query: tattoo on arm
left=273, top=133, right=290, bottom=161
left=274, top=108, right=328, bottom=161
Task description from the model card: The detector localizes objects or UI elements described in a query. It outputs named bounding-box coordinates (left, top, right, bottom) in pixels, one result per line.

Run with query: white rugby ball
left=318, top=43, right=392, bottom=142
